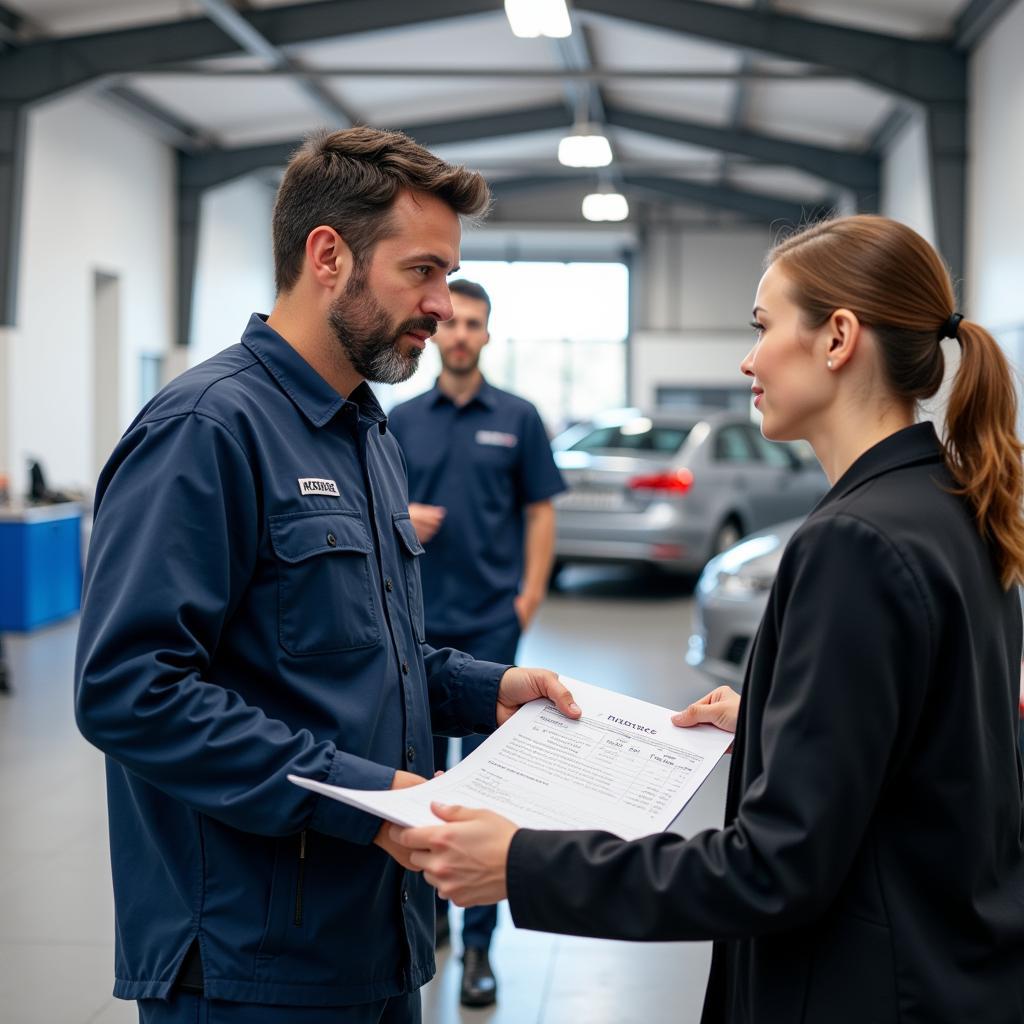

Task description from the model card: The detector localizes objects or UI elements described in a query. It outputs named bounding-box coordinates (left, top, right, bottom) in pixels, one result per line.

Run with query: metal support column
left=0, top=102, right=26, bottom=326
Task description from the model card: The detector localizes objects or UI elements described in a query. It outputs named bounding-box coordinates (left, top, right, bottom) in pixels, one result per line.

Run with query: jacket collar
left=241, top=313, right=387, bottom=433
left=818, top=421, right=945, bottom=510
left=428, top=375, right=496, bottom=411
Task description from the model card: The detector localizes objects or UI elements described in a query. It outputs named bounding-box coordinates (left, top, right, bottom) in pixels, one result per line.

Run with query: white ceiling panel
left=330, top=80, right=565, bottom=129
left=610, top=126, right=724, bottom=166
left=287, top=11, right=556, bottom=69
left=127, top=72, right=323, bottom=141
left=432, top=129, right=567, bottom=167
left=584, top=11, right=744, bottom=71
left=745, top=79, right=895, bottom=148
left=726, top=164, right=833, bottom=202
left=6, top=0, right=203, bottom=36
left=773, top=0, right=970, bottom=39
left=604, top=82, right=738, bottom=127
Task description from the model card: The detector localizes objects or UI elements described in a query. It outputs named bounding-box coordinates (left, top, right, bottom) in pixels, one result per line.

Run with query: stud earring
left=826, top=358, right=834, bottom=369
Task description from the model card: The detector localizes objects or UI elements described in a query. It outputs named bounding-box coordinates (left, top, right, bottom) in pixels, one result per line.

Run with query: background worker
left=388, top=279, right=565, bottom=1007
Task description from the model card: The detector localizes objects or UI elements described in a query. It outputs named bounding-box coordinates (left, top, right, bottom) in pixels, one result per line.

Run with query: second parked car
left=552, top=409, right=827, bottom=576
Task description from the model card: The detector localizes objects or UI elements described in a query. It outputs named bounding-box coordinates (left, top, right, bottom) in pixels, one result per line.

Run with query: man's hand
left=390, top=803, right=517, bottom=906
left=372, top=770, right=428, bottom=870
left=408, top=503, right=446, bottom=543
left=672, top=685, right=741, bottom=734
left=496, top=667, right=581, bottom=727
left=513, top=590, right=543, bottom=631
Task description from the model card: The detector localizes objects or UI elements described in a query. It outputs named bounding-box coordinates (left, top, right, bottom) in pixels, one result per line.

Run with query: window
left=570, top=423, right=692, bottom=454
left=714, top=425, right=755, bottom=463
left=746, top=428, right=797, bottom=468
left=380, top=260, right=629, bottom=432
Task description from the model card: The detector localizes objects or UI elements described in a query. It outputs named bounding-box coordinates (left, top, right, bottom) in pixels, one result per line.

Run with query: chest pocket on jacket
left=392, top=512, right=425, bottom=644
left=269, top=511, right=380, bottom=655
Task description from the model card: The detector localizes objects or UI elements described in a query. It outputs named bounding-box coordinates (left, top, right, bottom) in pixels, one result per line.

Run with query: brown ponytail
left=943, top=320, right=1024, bottom=586
left=769, top=215, right=1024, bottom=588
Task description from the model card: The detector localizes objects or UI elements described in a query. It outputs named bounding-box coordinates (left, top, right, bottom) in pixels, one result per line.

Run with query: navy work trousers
left=138, top=991, right=420, bottom=1024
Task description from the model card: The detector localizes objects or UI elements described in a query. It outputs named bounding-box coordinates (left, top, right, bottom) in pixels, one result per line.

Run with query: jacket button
left=401, top=661, right=409, bottom=675
left=326, top=532, right=337, bottom=547
left=406, top=744, right=416, bottom=763
left=385, top=577, right=394, bottom=592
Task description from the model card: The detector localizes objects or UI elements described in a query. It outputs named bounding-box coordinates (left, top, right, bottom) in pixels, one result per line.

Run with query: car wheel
left=712, top=518, right=743, bottom=556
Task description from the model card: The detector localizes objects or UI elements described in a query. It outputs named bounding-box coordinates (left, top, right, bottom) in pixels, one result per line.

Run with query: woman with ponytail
left=394, top=215, right=1024, bottom=1023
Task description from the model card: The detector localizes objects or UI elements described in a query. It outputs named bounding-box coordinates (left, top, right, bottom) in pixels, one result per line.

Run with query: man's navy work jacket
left=74, top=314, right=506, bottom=1008
left=388, top=379, right=565, bottom=636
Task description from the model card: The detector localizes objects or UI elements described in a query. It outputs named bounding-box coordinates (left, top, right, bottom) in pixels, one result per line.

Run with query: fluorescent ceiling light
left=504, top=0, right=572, bottom=38
left=582, top=192, right=630, bottom=222
left=558, top=130, right=613, bottom=168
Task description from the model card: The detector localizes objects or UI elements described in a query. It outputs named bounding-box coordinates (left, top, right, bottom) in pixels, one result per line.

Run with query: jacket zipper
left=294, top=830, right=307, bottom=927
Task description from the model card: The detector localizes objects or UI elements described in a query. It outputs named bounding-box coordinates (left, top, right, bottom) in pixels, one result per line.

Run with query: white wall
left=880, top=110, right=935, bottom=245
left=189, top=177, right=276, bottom=367
left=631, top=225, right=768, bottom=407
left=10, top=92, right=175, bottom=495
left=967, top=0, right=1024, bottom=371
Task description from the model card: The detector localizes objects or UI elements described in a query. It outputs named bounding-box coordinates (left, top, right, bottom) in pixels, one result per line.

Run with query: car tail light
left=628, top=468, right=694, bottom=494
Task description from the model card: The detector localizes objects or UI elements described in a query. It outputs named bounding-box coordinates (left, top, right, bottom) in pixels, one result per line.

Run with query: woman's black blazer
left=507, top=423, right=1024, bottom=1023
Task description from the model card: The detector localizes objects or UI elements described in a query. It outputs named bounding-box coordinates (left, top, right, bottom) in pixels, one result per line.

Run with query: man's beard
left=328, top=272, right=436, bottom=385
left=440, top=345, right=480, bottom=377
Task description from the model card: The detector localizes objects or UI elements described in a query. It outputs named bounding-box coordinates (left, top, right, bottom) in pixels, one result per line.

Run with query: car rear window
left=569, top=423, right=693, bottom=454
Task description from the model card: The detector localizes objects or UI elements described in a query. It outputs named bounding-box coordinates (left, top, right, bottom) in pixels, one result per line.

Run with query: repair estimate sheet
left=289, top=677, right=732, bottom=841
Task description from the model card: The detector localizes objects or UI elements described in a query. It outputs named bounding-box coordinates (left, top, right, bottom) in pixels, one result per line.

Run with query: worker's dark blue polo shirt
left=388, top=379, right=565, bottom=637
left=74, top=314, right=506, bottom=1008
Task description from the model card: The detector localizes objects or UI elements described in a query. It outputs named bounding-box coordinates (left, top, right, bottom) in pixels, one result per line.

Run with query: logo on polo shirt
left=476, top=430, right=518, bottom=449
left=298, top=478, right=340, bottom=498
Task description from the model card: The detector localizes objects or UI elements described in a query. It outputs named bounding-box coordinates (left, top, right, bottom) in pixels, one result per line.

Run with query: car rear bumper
left=555, top=507, right=711, bottom=572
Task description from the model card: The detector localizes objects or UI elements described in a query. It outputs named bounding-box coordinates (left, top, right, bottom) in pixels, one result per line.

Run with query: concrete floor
left=0, top=566, right=728, bottom=1024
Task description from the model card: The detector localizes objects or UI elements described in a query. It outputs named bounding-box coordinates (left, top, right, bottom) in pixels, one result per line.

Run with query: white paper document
left=289, top=678, right=732, bottom=841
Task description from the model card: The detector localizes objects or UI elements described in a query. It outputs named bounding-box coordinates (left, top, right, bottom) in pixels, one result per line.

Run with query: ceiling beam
left=0, top=0, right=498, bottom=104
left=179, top=103, right=574, bottom=190
left=114, top=64, right=842, bottom=82
left=605, top=106, right=878, bottom=194
left=955, top=0, right=1018, bottom=49
left=574, top=0, right=966, bottom=104
left=197, top=0, right=355, bottom=127
left=490, top=172, right=826, bottom=225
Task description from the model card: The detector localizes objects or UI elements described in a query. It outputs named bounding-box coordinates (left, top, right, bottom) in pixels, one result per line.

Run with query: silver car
left=686, top=517, right=802, bottom=685
left=552, top=409, right=826, bottom=576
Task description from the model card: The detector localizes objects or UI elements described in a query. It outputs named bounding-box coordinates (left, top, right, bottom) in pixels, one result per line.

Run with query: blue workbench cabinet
left=0, top=503, right=83, bottom=631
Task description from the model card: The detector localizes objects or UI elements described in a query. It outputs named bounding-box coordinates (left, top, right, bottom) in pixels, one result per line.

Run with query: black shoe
left=434, top=912, right=450, bottom=951
left=460, top=946, right=497, bottom=1007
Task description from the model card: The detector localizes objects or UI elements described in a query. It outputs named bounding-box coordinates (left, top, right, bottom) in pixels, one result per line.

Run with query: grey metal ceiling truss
left=574, top=0, right=966, bottom=104
left=112, top=65, right=847, bottom=82
left=491, top=172, right=831, bottom=226
left=0, top=0, right=497, bottom=104
left=197, top=0, right=355, bottom=127
left=604, top=106, right=878, bottom=198
left=575, top=0, right=967, bottom=279
left=955, top=0, right=1018, bottom=49
left=0, top=0, right=983, bottom=332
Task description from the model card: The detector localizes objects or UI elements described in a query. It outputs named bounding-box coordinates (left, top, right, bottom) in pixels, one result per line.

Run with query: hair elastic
left=940, top=312, right=964, bottom=341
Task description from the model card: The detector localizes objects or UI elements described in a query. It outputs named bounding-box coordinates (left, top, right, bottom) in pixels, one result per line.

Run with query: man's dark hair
left=448, top=279, right=492, bottom=322
left=272, top=126, right=491, bottom=293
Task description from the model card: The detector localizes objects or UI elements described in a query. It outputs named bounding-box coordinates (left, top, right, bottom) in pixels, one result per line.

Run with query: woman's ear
left=824, top=307, right=862, bottom=371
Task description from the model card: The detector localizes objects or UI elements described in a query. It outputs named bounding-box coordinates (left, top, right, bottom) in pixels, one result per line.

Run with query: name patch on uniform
left=298, top=477, right=340, bottom=498
left=475, top=430, right=518, bottom=449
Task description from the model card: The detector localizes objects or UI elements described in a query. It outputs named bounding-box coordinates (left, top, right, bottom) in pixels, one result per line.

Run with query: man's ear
left=305, top=226, right=354, bottom=291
